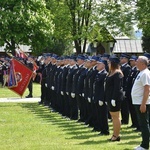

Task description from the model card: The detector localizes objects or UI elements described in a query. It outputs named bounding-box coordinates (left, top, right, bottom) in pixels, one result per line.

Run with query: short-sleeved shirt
left=131, top=68, right=150, bottom=105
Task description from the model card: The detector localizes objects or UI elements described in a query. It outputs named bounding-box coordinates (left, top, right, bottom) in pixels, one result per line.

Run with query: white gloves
left=111, top=99, right=116, bottom=107
left=66, top=92, right=69, bottom=95
left=45, top=83, right=47, bottom=87
left=71, top=93, right=75, bottom=98
left=88, top=97, right=91, bottom=103
left=82, top=93, right=84, bottom=97
left=61, top=91, right=64, bottom=95
left=99, top=100, right=103, bottom=106
left=123, top=91, right=126, bottom=98
left=51, top=86, right=54, bottom=90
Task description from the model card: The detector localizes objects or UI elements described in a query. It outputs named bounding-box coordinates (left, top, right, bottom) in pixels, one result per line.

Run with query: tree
left=0, top=0, right=54, bottom=55
left=62, top=0, right=135, bottom=54
left=45, top=0, right=73, bottom=55
left=136, top=0, right=150, bottom=35
left=135, top=0, right=150, bottom=53
left=142, top=33, right=150, bottom=53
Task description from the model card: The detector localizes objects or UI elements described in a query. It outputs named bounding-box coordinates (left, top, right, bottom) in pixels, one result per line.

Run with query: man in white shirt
left=131, top=56, right=150, bottom=150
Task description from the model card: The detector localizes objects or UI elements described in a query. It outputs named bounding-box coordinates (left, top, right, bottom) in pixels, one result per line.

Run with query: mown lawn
left=0, top=83, right=41, bottom=98
left=0, top=84, right=141, bottom=150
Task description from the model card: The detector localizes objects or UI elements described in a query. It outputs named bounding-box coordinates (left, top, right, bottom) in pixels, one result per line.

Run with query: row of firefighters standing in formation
left=1, top=52, right=150, bottom=136
left=35, top=52, right=150, bottom=135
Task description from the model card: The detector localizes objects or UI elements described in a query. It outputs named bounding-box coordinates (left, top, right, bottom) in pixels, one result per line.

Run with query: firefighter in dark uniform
left=93, top=59, right=109, bottom=135
left=75, top=58, right=88, bottom=121
left=36, top=56, right=46, bottom=105
left=55, top=57, right=65, bottom=114
left=66, top=56, right=78, bottom=120
left=26, top=56, right=34, bottom=98
left=60, top=56, right=70, bottom=117
left=71, top=55, right=86, bottom=122
left=87, top=56, right=99, bottom=128
left=0, top=56, right=5, bottom=86
left=48, top=54, right=58, bottom=110
left=120, top=53, right=131, bottom=124
left=126, top=55, right=140, bottom=131
left=84, top=56, right=98, bottom=127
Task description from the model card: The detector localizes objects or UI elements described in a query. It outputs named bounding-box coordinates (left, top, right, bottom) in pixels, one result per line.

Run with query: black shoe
left=121, top=121, right=128, bottom=125
left=77, top=119, right=84, bottom=123
left=84, top=121, right=89, bottom=125
left=108, top=135, right=120, bottom=142
left=92, top=127, right=101, bottom=132
left=26, top=95, right=33, bottom=98
left=98, top=132, right=109, bottom=136
left=38, top=101, right=43, bottom=105
left=44, top=102, right=49, bottom=106
left=128, top=125, right=136, bottom=128
left=91, top=128, right=97, bottom=132
left=133, top=128, right=141, bottom=132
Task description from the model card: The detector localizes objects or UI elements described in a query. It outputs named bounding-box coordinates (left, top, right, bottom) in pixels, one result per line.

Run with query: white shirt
left=131, top=68, right=150, bottom=104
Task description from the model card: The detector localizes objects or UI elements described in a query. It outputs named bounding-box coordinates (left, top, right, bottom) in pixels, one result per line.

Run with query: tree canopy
left=0, top=0, right=140, bottom=55
left=0, top=0, right=54, bottom=55
left=136, top=0, right=150, bottom=53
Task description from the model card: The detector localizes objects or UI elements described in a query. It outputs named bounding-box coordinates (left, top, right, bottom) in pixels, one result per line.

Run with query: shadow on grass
left=19, top=103, right=141, bottom=146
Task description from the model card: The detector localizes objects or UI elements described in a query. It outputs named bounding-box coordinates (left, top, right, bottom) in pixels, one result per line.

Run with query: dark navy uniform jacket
left=72, top=65, right=85, bottom=94
left=60, top=65, right=70, bottom=93
left=125, top=66, right=139, bottom=98
left=93, top=70, right=107, bottom=103
left=121, top=63, right=131, bottom=92
left=76, top=68, right=88, bottom=95
left=66, top=66, right=78, bottom=93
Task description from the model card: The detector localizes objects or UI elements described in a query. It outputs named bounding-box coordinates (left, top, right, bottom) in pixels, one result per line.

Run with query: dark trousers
left=64, top=93, right=70, bottom=118
left=121, top=97, right=129, bottom=124
left=28, top=79, right=33, bottom=96
left=94, top=102, right=109, bottom=133
left=134, top=105, right=150, bottom=149
left=0, top=74, right=3, bottom=85
left=85, top=101, right=93, bottom=126
left=40, top=80, right=46, bottom=103
left=69, top=94, right=78, bottom=120
left=128, top=96, right=139, bottom=129
left=76, top=95, right=84, bottom=121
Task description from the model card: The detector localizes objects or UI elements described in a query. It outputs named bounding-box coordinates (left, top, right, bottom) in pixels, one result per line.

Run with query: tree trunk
left=74, top=40, right=81, bottom=54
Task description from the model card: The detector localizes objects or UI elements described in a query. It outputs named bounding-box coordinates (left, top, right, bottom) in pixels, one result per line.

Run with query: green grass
left=0, top=84, right=141, bottom=150
left=0, top=83, right=41, bottom=98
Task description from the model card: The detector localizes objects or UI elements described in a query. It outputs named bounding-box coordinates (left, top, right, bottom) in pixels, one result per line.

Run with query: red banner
left=8, top=59, right=33, bottom=97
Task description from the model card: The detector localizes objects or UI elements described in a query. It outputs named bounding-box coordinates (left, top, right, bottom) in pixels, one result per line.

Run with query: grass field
left=0, top=83, right=41, bottom=98
left=0, top=83, right=141, bottom=150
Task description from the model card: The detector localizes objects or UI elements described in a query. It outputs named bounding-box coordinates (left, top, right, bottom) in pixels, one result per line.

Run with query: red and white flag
left=15, top=48, right=28, bottom=59
left=8, top=58, right=33, bottom=97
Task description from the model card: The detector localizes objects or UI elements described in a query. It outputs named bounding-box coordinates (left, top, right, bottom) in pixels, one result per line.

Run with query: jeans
left=134, top=105, right=150, bottom=149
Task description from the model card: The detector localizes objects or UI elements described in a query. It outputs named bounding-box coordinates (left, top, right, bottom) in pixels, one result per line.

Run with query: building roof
left=113, top=39, right=143, bottom=53
left=0, top=44, right=31, bottom=52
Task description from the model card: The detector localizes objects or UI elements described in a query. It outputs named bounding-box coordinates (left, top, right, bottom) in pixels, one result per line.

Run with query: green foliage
left=136, top=0, right=150, bottom=35
left=142, top=33, right=150, bottom=53
left=136, top=0, right=150, bottom=53
left=61, top=0, right=135, bottom=54
left=0, top=0, right=137, bottom=55
left=0, top=0, right=54, bottom=54
left=95, top=0, right=134, bottom=36
left=43, top=0, right=73, bottom=56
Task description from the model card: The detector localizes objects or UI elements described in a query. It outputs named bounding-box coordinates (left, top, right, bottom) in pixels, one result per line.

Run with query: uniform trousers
left=134, top=105, right=150, bottom=149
